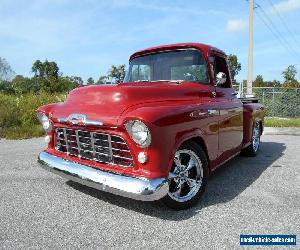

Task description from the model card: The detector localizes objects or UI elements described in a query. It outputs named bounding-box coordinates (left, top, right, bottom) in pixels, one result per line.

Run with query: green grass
left=0, top=125, right=44, bottom=139
left=265, top=117, right=300, bottom=127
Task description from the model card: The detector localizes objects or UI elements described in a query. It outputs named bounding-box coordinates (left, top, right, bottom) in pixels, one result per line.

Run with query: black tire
left=162, top=141, right=209, bottom=210
left=242, top=121, right=261, bottom=157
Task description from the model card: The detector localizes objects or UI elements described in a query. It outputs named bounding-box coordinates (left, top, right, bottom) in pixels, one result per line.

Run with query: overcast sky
left=0, top=0, right=300, bottom=82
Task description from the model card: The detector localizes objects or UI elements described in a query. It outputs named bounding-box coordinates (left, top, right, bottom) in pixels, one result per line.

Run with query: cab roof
left=130, top=42, right=226, bottom=60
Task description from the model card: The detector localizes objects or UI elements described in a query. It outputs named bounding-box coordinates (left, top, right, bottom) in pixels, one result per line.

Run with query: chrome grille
left=55, top=128, right=133, bottom=167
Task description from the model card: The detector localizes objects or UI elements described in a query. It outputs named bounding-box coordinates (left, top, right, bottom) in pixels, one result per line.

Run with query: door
left=210, top=53, right=243, bottom=159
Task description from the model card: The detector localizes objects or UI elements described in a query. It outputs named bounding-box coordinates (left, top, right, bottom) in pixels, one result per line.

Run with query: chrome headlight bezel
left=125, top=120, right=151, bottom=148
left=37, top=112, right=52, bottom=134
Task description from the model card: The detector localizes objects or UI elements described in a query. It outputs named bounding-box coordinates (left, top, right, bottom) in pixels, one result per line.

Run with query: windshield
left=124, top=49, right=209, bottom=83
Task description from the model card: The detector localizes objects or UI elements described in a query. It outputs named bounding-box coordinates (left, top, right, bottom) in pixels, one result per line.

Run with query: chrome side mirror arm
left=215, top=72, right=227, bottom=86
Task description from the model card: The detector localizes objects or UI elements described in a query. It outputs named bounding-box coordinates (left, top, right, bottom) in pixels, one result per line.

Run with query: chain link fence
left=233, top=85, right=300, bottom=118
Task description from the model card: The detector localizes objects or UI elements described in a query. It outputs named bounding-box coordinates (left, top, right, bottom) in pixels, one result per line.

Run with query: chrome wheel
left=252, top=121, right=260, bottom=152
left=168, top=149, right=203, bottom=202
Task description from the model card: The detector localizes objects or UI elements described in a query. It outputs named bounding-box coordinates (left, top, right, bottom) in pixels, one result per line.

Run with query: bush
left=0, top=93, right=65, bottom=139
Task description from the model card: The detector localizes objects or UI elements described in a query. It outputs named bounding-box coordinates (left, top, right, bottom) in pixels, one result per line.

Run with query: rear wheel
left=162, top=141, right=208, bottom=210
left=242, top=121, right=261, bottom=157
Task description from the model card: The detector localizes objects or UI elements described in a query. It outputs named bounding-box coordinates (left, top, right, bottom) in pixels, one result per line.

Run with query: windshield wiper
left=153, top=80, right=184, bottom=83
left=133, top=80, right=150, bottom=82
left=132, top=79, right=183, bottom=84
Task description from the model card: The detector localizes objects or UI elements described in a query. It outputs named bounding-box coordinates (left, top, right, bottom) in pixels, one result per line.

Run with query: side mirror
left=215, top=72, right=226, bottom=86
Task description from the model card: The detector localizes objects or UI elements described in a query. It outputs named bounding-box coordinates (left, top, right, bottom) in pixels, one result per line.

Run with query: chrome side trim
left=207, top=109, right=219, bottom=116
left=38, top=152, right=169, bottom=201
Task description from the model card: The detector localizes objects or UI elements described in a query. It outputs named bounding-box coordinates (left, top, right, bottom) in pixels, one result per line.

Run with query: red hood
left=51, top=82, right=208, bottom=126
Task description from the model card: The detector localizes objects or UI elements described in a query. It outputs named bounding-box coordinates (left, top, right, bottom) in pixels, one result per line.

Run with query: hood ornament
left=58, top=114, right=103, bottom=126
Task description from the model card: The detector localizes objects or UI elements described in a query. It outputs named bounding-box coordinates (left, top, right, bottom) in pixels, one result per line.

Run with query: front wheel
left=162, top=141, right=209, bottom=210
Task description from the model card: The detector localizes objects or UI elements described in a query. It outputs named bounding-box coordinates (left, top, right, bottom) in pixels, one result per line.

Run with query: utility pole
left=247, top=0, right=254, bottom=96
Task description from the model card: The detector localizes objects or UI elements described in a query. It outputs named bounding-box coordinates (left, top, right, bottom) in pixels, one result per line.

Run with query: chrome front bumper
left=38, top=151, right=169, bottom=201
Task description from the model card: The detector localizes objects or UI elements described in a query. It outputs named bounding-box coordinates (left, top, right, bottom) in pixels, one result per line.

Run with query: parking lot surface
left=0, top=135, right=299, bottom=249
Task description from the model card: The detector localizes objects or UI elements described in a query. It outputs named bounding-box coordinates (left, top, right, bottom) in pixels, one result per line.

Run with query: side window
left=210, top=55, right=231, bottom=88
left=131, top=65, right=151, bottom=81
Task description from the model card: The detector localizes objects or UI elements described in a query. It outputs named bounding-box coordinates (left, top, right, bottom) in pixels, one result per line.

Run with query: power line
left=255, top=7, right=295, bottom=58
left=256, top=2, right=300, bottom=58
left=266, top=0, right=300, bottom=47
left=253, top=1, right=300, bottom=63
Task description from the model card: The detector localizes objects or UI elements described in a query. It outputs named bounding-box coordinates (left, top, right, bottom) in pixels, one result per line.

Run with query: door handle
left=232, top=92, right=238, bottom=96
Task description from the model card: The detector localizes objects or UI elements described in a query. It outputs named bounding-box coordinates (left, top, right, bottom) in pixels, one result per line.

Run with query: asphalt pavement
left=0, top=135, right=299, bottom=249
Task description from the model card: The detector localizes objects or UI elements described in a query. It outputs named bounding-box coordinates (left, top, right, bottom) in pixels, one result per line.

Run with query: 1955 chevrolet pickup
left=37, top=43, right=264, bottom=209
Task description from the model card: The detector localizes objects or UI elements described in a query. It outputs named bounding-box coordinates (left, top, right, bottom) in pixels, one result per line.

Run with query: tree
left=0, top=57, right=15, bottom=81
left=56, top=77, right=78, bottom=92
left=11, top=75, right=39, bottom=94
left=97, top=76, right=108, bottom=84
left=31, top=60, right=80, bottom=92
left=32, top=60, right=59, bottom=79
left=282, top=65, right=297, bottom=84
left=108, top=64, right=126, bottom=83
left=272, top=80, right=281, bottom=87
left=32, top=60, right=44, bottom=77
left=87, top=77, right=95, bottom=85
left=66, top=76, right=83, bottom=85
left=254, top=75, right=264, bottom=87
left=72, top=76, right=83, bottom=85
left=227, top=54, right=241, bottom=82
left=44, top=60, right=59, bottom=79
left=95, top=64, right=126, bottom=84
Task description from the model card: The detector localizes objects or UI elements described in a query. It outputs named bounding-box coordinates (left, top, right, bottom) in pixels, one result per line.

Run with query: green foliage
left=66, top=76, right=83, bottom=85
left=0, top=125, right=44, bottom=139
left=11, top=75, right=39, bottom=94
left=254, top=75, right=264, bottom=87
left=95, top=64, right=126, bottom=84
left=0, top=75, right=78, bottom=94
left=252, top=76, right=282, bottom=87
left=227, top=54, right=241, bottom=82
left=97, top=76, right=108, bottom=84
left=283, top=81, right=300, bottom=88
left=108, top=64, right=126, bottom=83
left=281, top=65, right=300, bottom=87
left=272, top=80, right=281, bottom=87
left=282, top=65, right=297, bottom=84
left=32, top=59, right=59, bottom=79
left=0, top=80, right=15, bottom=94
left=0, top=93, right=65, bottom=139
left=265, top=117, right=300, bottom=127
left=87, top=77, right=95, bottom=85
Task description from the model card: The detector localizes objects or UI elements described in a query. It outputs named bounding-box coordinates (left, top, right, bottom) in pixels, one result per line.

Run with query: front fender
left=119, top=102, right=216, bottom=178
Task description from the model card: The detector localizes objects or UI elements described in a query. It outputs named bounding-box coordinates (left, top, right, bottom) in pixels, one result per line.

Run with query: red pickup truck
left=37, top=43, right=264, bottom=209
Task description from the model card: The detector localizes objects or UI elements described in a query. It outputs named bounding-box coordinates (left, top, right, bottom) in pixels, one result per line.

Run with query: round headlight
left=125, top=120, right=151, bottom=147
left=37, top=112, right=52, bottom=133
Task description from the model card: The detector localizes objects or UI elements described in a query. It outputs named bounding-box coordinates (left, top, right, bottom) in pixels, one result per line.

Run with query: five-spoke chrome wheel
left=162, top=141, right=208, bottom=209
left=168, top=149, right=203, bottom=202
